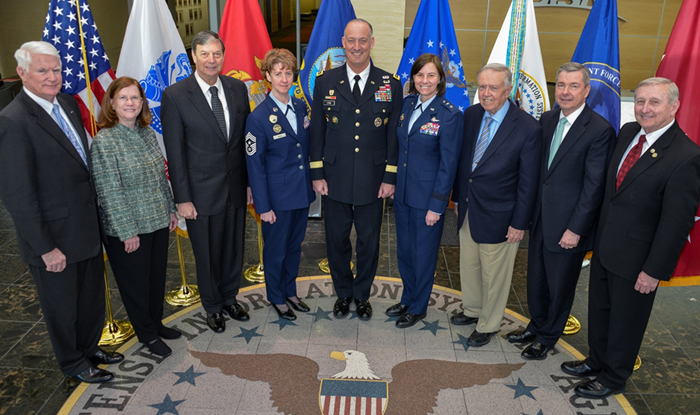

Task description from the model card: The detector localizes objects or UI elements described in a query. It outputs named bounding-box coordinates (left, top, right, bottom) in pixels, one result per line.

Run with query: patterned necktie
left=616, top=134, right=647, bottom=190
left=209, top=86, right=228, bottom=140
left=52, top=104, right=87, bottom=166
left=352, top=74, right=361, bottom=104
left=548, top=117, right=568, bottom=168
left=472, top=116, right=493, bottom=171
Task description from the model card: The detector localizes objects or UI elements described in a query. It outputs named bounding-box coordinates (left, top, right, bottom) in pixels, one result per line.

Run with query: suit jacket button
left=355, top=148, right=360, bottom=153
left=355, top=109, right=360, bottom=114
left=296, top=143, right=301, bottom=147
left=355, top=122, right=360, bottom=127
left=469, top=179, right=473, bottom=183
left=299, top=165, right=304, bottom=170
left=355, top=135, right=359, bottom=140
left=543, top=181, right=548, bottom=185
left=298, top=154, right=302, bottom=159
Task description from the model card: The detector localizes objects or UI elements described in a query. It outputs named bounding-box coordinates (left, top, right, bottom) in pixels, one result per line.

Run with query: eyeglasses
left=116, top=96, right=142, bottom=103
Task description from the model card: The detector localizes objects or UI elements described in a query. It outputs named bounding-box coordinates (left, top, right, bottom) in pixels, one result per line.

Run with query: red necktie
left=616, top=134, right=646, bottom=190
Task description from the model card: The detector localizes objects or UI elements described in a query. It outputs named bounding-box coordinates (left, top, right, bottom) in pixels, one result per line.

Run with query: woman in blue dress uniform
left=245, top=49, right=315, bottom=320
left=387, top=54, right=464, bottom=328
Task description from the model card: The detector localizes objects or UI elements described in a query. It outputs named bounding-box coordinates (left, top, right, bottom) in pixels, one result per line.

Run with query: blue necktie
left=548, top=117, right=568, bottom=168
left=472, top=116, right=493, bottom=171
left=52, top=104, right=87, bottom=166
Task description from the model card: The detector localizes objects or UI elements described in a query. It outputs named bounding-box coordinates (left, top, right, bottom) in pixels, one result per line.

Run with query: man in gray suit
left=162, top=31, right=251, bottom=333
left=0, top=41, right=122, bottom=383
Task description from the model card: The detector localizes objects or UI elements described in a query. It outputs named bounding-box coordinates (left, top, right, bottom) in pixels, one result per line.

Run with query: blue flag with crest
left=397, top=0, right=469, bottom=111
left=291, top=0, right=356, bottom=111
left=571, top=0, right=621, bottom=131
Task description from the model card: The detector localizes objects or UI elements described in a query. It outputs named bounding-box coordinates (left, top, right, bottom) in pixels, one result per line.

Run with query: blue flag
left=291, top=0, right=356, bottom=111
left=397, top=0, right=469, bottom=111
left=571, top=0, right=621, bottom=131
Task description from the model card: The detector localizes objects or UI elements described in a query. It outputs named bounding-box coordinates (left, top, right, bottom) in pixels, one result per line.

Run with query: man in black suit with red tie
left=162, top=31, right=251, bottom=333
left=561, top=78, right=700, bottom=399
left=0, top=41, right=122, bottom=383
left=506, top=63, right=615, bottom=360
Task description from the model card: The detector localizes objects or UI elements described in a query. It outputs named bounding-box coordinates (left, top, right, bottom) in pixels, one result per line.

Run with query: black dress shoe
left=396, top=313, right=426, bottom=328
left=89, top=348, right=124, bottom=365
left=355, top=299, right=373, bottom=321
left=574, top=380, right=625, bottom=399
left=145, top=338, right=172, bottom=357
left=561, top=360, right=600, bottom=377
left=286, top=298, right=310, bottom=312
left=223, top=303, right=250, bottom=321
left=272, top=304, right=297, bottom=320
left=450, top=312, right=478, bottom=326
left=333, top=297, right=353, bottom=317
left=73, top=365, right=114, bottom=383
left=507, top=329, right=536, bottom=343
left=521, top=341, right=552, bottom=360
left=206, top=312, right=226, bottom=333
left=466, top=330, right=496, bottom=347
left=158, top=325, right=182, bottom=339
left=385, top=303, right=409, bottom=317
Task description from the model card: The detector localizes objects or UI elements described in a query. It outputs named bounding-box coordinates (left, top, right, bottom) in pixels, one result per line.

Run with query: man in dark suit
left=310, top=19, right=402, bottom=320
left=506, top=63, right=615, bottom=360
left=451, top=63, right=542, bottom=347
left=561, top=78, right=700, bottom=399
left=162, top=31, right=251, bottom=333
left=0, top=41, right=122, bottom=383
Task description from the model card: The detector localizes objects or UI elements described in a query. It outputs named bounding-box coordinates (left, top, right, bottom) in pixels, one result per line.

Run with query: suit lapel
left=474, top=103, right=516, bottom=170
left=333, top=65, right=355, bottom=105
left=616, top=123, right=677, bottom=193
left=357, top=65, right=379, bottom=107
left=609, top=123, right=641, bottom=193
left=222, top=76, right=240, bottom=144
left=547, top=107, right=589, bottom=176
left=21, top=92, right=88, bottom=169
left=186, top=76, right=227, bottom=143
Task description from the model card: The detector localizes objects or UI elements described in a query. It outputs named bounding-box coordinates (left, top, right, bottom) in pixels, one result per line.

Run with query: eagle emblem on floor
left=190, top=349, right=524, bottom=415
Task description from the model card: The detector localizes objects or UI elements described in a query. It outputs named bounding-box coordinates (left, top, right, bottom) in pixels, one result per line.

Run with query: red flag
left=218, top=0, right=272, bottom=112
left=656, top=0, right=700, bottom=286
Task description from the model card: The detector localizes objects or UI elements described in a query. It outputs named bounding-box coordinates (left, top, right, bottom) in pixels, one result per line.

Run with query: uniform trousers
left=586, top=255, right=657, bottom=389
left=186, top=203, right=245, bottom=313
left=261, top=208, right=309, bottom=304
left=394, top=199, right=444, bottom=314
left=105, top=227, right=169, bottom=343
left=525, top=220, right=586, bottom=346
left=30, top=254, right=104, bottom=376
left=323, top=196, right=383, bottom=300
left=459, top=211, right=519, bottom=333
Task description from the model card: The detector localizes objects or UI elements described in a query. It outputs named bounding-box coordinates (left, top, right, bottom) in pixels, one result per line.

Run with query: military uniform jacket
left=310, top=64, right=402, bottom=206
left=245, top=95, right=314, bottom=214
left=395, top=95, right=463, bottom=214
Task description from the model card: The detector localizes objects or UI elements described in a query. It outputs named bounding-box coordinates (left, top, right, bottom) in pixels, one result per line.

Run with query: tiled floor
left=0, top=201, right=698, bottom=414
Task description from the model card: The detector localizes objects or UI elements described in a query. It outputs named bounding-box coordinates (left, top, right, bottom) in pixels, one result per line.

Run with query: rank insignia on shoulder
left=317, top=69, right=325, bottom=76
left=269, top=114, right=277, bottom=123
left=273, top=124, right=282, bottom=133
left=393, top=74, right=400, bottom=81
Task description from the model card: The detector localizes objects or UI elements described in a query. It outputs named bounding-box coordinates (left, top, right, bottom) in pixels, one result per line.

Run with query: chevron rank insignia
left=245, top=132, right=256, bottom=156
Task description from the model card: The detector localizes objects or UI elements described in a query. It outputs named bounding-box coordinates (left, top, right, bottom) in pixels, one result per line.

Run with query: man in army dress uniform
left=310, top=19, right=403, bottom=320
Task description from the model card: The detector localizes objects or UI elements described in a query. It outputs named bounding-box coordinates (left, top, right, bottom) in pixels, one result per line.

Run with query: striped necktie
left=209, top=86, right=228, bottom=140
left=52, top=104, right=87, bottom=167
left=472, top=116, right=493, bottom=171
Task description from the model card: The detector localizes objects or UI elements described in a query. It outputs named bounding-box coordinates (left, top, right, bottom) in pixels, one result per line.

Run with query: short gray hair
left=345, top=18, right=374, bottom=38
left=15, top=41, right=61, bottom=72
left=476, top=63, right=512, bottom=88
left=636, top=77, right=679, bottom=104
left=556, top=62, right=590, bottom=87
left=191, top=30, right=225, bottom=55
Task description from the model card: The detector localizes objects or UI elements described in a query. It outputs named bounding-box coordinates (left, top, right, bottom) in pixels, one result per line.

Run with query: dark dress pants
left=105, top=227, right=169, bottom=343
left=525, top=220, right=586, bottom=346
left=586, top=255, right=657, bottom=389
left=261, top=208, right=309, bottom=304
left=186, top=203, right=246, bottom=313
left=30, top=254, right=104, bottom=377
left=323, top=196, right=383, bottom=300
left=394, top=199, right=444, bottom=315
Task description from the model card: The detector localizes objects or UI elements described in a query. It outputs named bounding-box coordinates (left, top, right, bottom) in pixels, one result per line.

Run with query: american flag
left=41, top=0, right=115, bottom=138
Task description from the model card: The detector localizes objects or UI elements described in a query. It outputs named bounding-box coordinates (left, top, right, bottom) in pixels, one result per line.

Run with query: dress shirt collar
left=194, top=71, right=224, bottom=99
left=416, top=94, right=437, bottom=111
left=639, top=119, right=675, bottom=148
left=269, top=92, right=292, bottom=113
left=483, top=99, right=510, bottom=126
left=559, top=102, right=585, bottom=125
left=346, top=63, right=371, bottom=92
left=23, top=86, right=56, bottom=114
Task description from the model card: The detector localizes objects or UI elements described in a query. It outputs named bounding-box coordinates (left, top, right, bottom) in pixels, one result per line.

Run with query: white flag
left=117, top=0, right=192, bottom=234
left=116, top=0, right=192, bottom=157
left=477, top=0, right=550, bottom=120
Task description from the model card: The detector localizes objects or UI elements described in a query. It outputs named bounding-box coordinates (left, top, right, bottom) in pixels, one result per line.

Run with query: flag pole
left=74, top=0, right=98, bottom=136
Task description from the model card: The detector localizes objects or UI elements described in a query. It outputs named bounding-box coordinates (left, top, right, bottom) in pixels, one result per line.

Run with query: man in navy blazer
left=162, top=31, right=251, bottom=333
left=562, top=78, right=700, bottom=399
left=451, top=63, right=542, bottom=347
left=507, top=63, right=615, bottom=360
